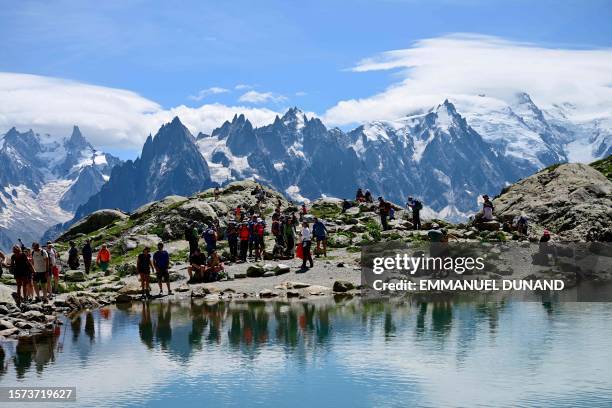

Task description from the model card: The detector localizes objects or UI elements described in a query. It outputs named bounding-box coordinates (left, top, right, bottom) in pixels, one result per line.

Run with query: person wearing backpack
left=312, top=217, right=328, bottom=257
left=202, top=224, right=217, bottom=255
left=299, top=221, right=314, bottom=270
left=407, top=197, right=422, bottom=230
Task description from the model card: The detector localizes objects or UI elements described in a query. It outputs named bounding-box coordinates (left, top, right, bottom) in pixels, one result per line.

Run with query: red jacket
left=239, top=225, right=250, bottom=241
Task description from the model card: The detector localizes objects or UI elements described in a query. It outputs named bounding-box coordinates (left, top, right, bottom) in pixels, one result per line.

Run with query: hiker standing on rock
left=284, top=217, right=296, bottom=257
left=365, top=190, right=373, bottom=203
left=313, top=217, right=328, bottom=257
left=378, top=197, right=390, bottom=231
left=254, top=218, right=265, bottom=261
left=46, top=242, right=59, bottom=295
left=10, top=245, right=33, bottom=306
left=214, top=187, right=220, bottom=201
left=68, top=241, right=79, bottom=270
left=137, top=247, right=154, bottom=298
left=407, top=196, right=422, bottom=230
left=202, top=223, right=217, bottom=255
left=238, top=222, right=250, bottom=262
left=96, top=244, right=111, bottom=273
left=482, top=195, right=494, bottom=221
left=300, top=221, right=314, bottom=270
left=153, top=242, right=172, bottom=295
left=226, top=221, right=238, bottom=262
left=185, top=222, right=199, bottom=256
left=82, top=239, right=93, bottom=274
left=31, top=242, right=49, bottom=303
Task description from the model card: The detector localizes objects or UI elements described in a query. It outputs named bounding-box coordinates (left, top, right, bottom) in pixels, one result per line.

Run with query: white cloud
left=238, top=90, right=287, bottom=104
left=0, top=72, right=279, bottom=150
left=324, top=34, right=612, bottom=126
left=188, top=86, right=229, bottom=101
left=234, top=84, right=252, bottom=90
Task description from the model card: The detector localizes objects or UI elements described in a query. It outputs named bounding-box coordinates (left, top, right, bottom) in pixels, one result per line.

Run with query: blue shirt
left=153, top=250, right=170, bottom=270
left=312, top=221, right=327, bottom=237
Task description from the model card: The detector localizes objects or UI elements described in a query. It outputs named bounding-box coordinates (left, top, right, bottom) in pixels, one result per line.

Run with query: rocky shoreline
left=2, top=160, right=611, bottom=341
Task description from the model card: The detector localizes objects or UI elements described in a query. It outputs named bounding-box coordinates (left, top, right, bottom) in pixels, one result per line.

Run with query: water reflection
left=0, top=297, right=610, bottom=408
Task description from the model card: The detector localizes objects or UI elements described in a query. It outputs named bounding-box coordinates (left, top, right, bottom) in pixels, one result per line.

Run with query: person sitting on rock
left=515, top=213, right=529, bottom=236
left=187, top=248, right=207, bottom=281
left=342, top=199, right=351, bottom=213
left=299, top=203, right=308, bottom=221
left=205, top=250, right=224, bottom=282
left=482, top=195, right=494, bottom=221
left=356, top=188, right=365, bottom=202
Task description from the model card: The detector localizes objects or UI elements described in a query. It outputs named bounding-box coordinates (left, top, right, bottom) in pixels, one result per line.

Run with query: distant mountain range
left=0, top=126, right=120, bottom=249
left=1, top=92, right=610, bottom=248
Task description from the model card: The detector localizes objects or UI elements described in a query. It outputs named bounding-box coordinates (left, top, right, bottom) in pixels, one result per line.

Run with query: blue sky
left=1, top=0, right=612, bottom=157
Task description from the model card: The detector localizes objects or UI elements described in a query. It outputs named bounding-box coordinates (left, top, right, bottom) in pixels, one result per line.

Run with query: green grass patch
left=346, top=246, right=361, bottom=253
left=590, top=155, right=612, bottom=181
left=310, top=203, right=342, bottom=220
left=365, top=221, right=382, bottom=242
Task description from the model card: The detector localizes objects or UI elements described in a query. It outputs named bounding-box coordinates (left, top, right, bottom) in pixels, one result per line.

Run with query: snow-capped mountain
left=33, top=91, right=612, bottom=242
left=0, top=126, right=120, bottom=250
left=70, top=117, right=213, bottom=223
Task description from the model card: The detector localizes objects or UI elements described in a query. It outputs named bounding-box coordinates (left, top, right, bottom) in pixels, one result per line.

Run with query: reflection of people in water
left=188, top=300, right=206, bottom=348
left=139, top=302, right=154, bottom=349
left=14, top=337, right=34, bottom=379
left=70, top=314, right=82, bottom=342
left=33, top=334, right=57, bottom=373
left=0, top=343, right=7, bottom=379
left=155, top=302, right=172, bottom=350
left=84, top=312, right=95, bottom=343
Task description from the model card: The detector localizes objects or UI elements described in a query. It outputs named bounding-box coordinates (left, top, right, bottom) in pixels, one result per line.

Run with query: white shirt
left=301, top=226, right=312, bottom=242
left=32, top=249, right=48, bottom=273
left=47, top=248, right=57, bottom=266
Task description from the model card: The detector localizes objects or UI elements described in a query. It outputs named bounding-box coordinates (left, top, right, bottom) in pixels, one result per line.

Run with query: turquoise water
left=1, top=298, right=611, bottom=407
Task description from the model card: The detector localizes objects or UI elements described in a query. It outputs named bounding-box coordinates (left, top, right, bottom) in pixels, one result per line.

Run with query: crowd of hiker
left=0, top=183, right=550, bottom=306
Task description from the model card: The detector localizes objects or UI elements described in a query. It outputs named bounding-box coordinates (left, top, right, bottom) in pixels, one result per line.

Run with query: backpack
left=414, top=200, right=423, bottom=211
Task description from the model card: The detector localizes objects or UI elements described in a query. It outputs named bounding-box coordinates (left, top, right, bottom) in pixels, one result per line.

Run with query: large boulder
left=64, top=270, right=86, bottom=282
left=494, top=163, right=612, bottom=241
left=328, top=234, right=352, bottom=248
left=121, top=234, right=161, bottom=252
left=60, top=209, right=128, bottom=239
left=177, top=200, right=217, bottom=223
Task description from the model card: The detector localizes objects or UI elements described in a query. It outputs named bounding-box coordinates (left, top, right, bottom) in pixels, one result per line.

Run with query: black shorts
left=34, top=271, right=48, bottom=284
left=157, top=268, right=170, bottom=281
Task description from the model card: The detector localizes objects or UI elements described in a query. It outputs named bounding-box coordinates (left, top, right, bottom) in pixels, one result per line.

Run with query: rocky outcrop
left=494, top=163, right=612, bottom=241
left=60, top=209, right=128, bottom=239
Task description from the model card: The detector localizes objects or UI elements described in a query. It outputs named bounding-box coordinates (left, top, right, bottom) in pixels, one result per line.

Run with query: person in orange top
left=96, top=244, right=111, bottom=272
